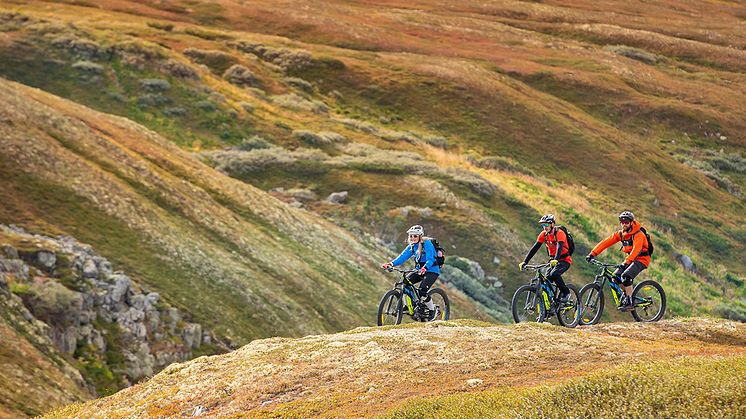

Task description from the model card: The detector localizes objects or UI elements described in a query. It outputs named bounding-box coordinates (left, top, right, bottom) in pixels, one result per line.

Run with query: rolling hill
left=0, top=0, right=745, bottom=415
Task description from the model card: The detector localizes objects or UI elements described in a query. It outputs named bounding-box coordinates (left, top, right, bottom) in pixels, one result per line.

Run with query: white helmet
left=406, top=225, right=425, bottom=236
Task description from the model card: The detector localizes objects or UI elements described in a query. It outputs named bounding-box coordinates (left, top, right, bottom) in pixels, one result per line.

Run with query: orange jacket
left=590, top=220, right=650, bottom=267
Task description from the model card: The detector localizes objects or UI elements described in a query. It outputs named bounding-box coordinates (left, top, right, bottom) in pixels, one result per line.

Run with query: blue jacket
left=391, top=239, right=441, bottom=275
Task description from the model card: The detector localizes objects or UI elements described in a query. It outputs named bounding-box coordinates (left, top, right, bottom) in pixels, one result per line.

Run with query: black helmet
left=538, top=214, right=556, bottom=224
left=618, top=211, right=635, bottom=222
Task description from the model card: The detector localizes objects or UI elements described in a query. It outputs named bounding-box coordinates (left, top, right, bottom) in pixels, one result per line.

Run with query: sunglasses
left=540, top=223, right=551, bottom=228
left=409, top=234, right=421, bottom=238
left=620, top=220, right=632, bottom=224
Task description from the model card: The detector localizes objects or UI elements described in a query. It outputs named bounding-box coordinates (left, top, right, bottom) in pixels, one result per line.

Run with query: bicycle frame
left=388, top=268, right=422, bottom=316
left=588, top=261, right=653, bottom=309
left=524, top=264, right=561, bottom=312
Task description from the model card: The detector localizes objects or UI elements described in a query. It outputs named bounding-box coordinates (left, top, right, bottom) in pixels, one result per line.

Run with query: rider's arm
left=624, top=232, right=646, bottom=265
left=422, top=240, right=437, bottom=270
left=553, top=229, right=566, bottom=260
left=523, top=241, right=542, bottom=264
left=589, top=231, right=621, bottom=257
left=390, top=244, right=414, bottom=267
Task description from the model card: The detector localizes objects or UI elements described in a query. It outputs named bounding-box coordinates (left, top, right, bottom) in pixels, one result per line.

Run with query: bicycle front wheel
left=428, top=288, right=450, bottom=321
left=377, top=289, right=403, bottom=326
left=556, top=284, right=581, bottom=328
left=511, top=285, right=545, bottom=323
left=578, top=283, right=604, bottom=325
left=631, top=280, right=666, bottom=322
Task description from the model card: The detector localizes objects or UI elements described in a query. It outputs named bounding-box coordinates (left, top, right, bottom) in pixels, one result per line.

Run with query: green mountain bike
left=511, top=263, right=581, bottom=328
left=377, top=267, right=450, bottom=326
left=579, top=259, right=666, bottom=324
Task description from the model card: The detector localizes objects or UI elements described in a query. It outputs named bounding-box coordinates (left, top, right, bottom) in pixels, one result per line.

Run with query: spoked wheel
left=511, top=285, right=545, bottom=323
left=631, top=280, right=666, bottom=322
left=377, top=289, right=403, bottom=326
left=578, top=283, right=605, bottom=325
left=427, top=288, right=450, bottom=321
left=556, top=284, right=581, bottom=328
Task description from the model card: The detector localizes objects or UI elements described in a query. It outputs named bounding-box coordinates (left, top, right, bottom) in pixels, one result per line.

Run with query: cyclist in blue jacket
left=381, top=224, right=440, bottom=320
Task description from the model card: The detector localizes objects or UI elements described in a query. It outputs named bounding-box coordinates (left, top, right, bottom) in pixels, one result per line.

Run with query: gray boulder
left=110, top=274, right=132, bottom=303
left=82, top=258, right=99, bottom=279
left=37, top=251, right=57, bottom=271
left=326, top=191, right=348, bottom=204
left=2, top=245, right=19, bottom=259
left=676, top=253, right=697, bottom=273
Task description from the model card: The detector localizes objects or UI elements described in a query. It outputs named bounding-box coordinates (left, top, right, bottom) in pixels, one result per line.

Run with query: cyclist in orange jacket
left=586, top=211, right=651, bottom=312
left=519, top=214, right=572, bottom=303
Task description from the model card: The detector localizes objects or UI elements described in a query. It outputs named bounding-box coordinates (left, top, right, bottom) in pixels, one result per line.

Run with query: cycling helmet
left=538, top=214, right=556, bottom=224
left=406, top=225, right=425, bottom=236
left=618, top=211, right=635, bottom=222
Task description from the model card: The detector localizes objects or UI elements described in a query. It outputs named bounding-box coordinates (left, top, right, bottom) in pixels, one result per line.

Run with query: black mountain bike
left=377, top=267, right=450, bottom=326
left=511, top=263, right=581, bottom=328
left=579, top=259, right=666, bottom=324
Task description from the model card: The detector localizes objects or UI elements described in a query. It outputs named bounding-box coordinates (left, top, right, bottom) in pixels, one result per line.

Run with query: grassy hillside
left=45, top=318, right=746, bottom=417
left=0, top=1, right=742, bottom=307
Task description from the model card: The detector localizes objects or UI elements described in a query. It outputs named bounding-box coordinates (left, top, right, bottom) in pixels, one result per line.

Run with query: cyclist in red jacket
left=519, top=214, right=572, bottom=303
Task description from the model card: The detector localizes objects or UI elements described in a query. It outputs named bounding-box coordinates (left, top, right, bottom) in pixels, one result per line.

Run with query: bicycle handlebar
left=588, top=259, right=620, bottom=268
left=523, top=263, right=550, bottom=271
left=385, top=267, right=417, bottom=275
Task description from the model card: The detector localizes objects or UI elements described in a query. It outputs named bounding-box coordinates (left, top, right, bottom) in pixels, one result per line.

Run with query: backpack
left=619, top=226, right=654, bottom=257
left=556, top=225, right=575, bottom=256
left=427, top=238, right=446, bottom=267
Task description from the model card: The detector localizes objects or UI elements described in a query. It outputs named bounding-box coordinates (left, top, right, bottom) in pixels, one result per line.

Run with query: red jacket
left=590, top=220, right=650, bottom=267
left=538, top=228, right=572, bottom=264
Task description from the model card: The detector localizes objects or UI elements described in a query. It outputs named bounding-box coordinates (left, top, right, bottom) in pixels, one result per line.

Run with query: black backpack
left=619, top=226, right=654, bottom=257
left=428, top=238, right=446, bottom=267
left=556, top=225, right=575, bottom=256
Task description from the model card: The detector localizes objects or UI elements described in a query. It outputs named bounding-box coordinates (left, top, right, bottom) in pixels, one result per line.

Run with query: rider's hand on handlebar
left=585, top=254, right=595, bottom=263
left=381, top=262, right=393, bottom=270
left=549, top=259, right=558, bottom=267
left=418, top=267, right=427, bottom=275
left=518, top=262, right=525, bottom=271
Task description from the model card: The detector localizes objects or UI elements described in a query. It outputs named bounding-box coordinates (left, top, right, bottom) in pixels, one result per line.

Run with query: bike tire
left=377, top=289, right=403, bottom=326
left=578, top=283, right=604, bottom=325
left=428, top=288, right=450, bottom=321
left=631, top=280, right=666, bottom=322
left=556, top=284, right=581, bottom=328
left=511, top=284, right=545, bottom=324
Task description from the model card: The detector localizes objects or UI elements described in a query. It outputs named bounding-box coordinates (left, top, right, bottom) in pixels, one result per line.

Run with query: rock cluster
left=0, top=225, right=212, bottom=388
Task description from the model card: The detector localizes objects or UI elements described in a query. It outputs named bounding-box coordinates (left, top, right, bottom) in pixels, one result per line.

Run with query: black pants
left=613, top=261, right=646, bottom=286
left=407, top=272, right=439, bottom=302
left=547, top=261, right=571, bottom=297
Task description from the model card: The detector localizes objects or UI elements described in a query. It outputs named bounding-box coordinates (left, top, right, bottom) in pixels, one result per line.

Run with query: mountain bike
left=377, top=267, right=450, bottom=326
left=511, top=262, right=581, bottom=328
left=578, top=259, right=666, bottom=324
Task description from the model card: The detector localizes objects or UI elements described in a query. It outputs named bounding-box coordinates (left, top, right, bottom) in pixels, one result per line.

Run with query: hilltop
left=48, top=318, right=746, bottom=417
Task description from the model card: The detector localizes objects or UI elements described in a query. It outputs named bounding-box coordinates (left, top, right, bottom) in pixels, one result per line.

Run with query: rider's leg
left=620, top=262, right=646, bottom=310
left=548, top=261, right=571, bottom=300
left=418, top=273, right=439, bottom=310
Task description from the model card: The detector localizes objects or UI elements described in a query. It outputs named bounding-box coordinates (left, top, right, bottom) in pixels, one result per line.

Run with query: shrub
left=183, top=48, right=237, bottom=73
left=238, top=102, right=255, bottom=113
left=147, top=22, right=174, bottom=32
left=336, top=118, right=379, bottom=134
left=379, top=129, right=419, bottom=144
left=272, top=94, right=328, bottom=114
left=139, top=78, right=170, bottom=92
left=0, top=12, right=32, bottom=32
left=293, top=130, right=327, bottom=146
left=72, top=60, right=104, bottom=74
left=162, top=107, right=187, bottom=117
left=467, top=155, right=535, bottom=175
left=137, top=93, right=170, bottom=108
left=318, top=131, right=347, bottom=144
left=237, top=136, right=272, bottom=151
left=422, top=135, right=448, bottom=149
left=231, top=41, right=312, bottom=71
left=184, top=28, right=232, bottom=40
left=112, top=40, right=165, bottom=60
left=159, top=59, right=199, bottom=79
left=195, top=100, right=217, bottom=112
left=222, top=64, right=260, bottom=87
left=284, top=77, right=313, bottom=94
left=445, top=168, right=498, bottom=197
left=204, top=148, right=329, bottom=175
left=715, top=301, right=746, bottom=322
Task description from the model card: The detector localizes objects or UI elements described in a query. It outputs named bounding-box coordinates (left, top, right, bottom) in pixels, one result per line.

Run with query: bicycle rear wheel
left=578, top=283, right=604, bottom=325
left=631, top=280, right=666, bottom=322
left=511, top=285, right=545, bottom=323
left=428, top=288, right=450, bottom=321
left=556, top=284, right=581, bottom=328
left=377, top=289, right=403, bottom=326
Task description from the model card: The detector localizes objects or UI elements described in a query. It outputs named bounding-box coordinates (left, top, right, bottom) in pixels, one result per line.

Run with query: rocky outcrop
left=0, top=224, right=218, bottom=393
